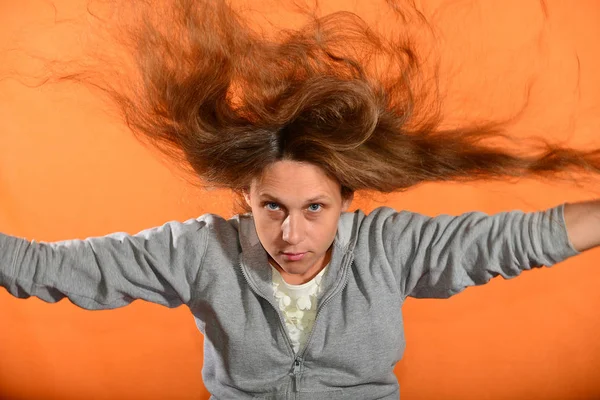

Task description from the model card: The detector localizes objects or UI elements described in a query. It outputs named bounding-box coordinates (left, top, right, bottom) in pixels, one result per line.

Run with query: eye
left=264, top=202, right=281, bottom=211
left=307, top=203, right=322, bottom=212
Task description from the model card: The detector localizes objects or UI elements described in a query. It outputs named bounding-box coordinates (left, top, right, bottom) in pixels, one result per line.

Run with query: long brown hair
left=50, top=0, right=600, bottom=201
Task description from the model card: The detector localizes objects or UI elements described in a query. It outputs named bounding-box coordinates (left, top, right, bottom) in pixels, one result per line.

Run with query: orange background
left=1, top=1, right=599, bottom=399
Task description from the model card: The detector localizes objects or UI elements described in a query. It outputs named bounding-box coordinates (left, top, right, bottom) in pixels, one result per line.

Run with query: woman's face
left=243, top=160, right=352, bottom=284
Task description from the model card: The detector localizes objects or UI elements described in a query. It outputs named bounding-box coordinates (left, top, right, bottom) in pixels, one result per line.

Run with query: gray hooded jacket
left=0, top=205, right=579, bottom=399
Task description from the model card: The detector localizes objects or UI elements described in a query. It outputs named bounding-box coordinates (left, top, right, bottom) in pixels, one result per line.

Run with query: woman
left=1, top=0, right=599, bottom=398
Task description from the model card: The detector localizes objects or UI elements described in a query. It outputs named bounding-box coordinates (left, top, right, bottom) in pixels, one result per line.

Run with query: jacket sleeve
left=0, top=217, right=209, bottom=310
left=381, top=204, right=580, bottom=300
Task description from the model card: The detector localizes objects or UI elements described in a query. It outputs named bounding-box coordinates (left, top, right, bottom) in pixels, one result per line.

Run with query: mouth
left=281, top=252, right=306, bottom=261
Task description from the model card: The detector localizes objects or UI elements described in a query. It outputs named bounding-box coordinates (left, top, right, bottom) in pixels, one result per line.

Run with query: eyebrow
left=259, top=193, right=331, bottom=204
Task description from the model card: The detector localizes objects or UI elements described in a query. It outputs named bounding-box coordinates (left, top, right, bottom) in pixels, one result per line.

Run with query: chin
left=278, top=260, right=310, bottom=274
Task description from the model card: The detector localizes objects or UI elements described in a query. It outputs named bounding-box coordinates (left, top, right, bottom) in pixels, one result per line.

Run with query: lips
left=281, top=252, right=306, bottom=261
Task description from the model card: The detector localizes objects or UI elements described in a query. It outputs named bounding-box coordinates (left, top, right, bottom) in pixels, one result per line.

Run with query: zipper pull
left=293, top=359, right=301, bottom=374
left=292, top=358, right=301, bottom=392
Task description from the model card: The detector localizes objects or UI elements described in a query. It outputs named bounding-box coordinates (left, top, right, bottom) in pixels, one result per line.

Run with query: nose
left=282, top=213, right=304, bottom=245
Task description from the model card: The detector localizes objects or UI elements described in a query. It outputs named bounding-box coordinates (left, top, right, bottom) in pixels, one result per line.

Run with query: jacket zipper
left=238, top=261, right=301, bottom=395
left=292, top=358, right=301, bottom=393
left=238, top=251, right=354, bottom=397
left=297, top=253, right=354, bottom=363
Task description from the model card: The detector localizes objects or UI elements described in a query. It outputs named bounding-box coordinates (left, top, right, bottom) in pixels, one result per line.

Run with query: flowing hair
left=42, top=0, right=600, bottom=203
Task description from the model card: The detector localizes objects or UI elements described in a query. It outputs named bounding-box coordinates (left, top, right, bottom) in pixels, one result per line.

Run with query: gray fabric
left=0, top=205, right=579, bottom=399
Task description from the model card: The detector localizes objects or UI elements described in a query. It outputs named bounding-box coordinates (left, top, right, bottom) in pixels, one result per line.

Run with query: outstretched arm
left=564, top=199, right=600, bottom=252
left=379, top=204, right=580, bottom=299
left=0, top=217, right=210, bottom=310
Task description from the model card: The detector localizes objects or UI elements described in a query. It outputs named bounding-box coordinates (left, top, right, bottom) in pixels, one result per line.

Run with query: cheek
left=254, top=216, right=281, bottom=244
left=312, top=217, right=339, bottom=248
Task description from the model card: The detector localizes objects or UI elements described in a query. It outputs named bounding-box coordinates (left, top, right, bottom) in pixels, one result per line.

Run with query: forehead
left=252, top=161, right=341, bottom=201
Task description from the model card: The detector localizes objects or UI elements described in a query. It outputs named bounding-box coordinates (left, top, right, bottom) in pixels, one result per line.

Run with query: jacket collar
left=236, top=211, right=361, bottom=301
